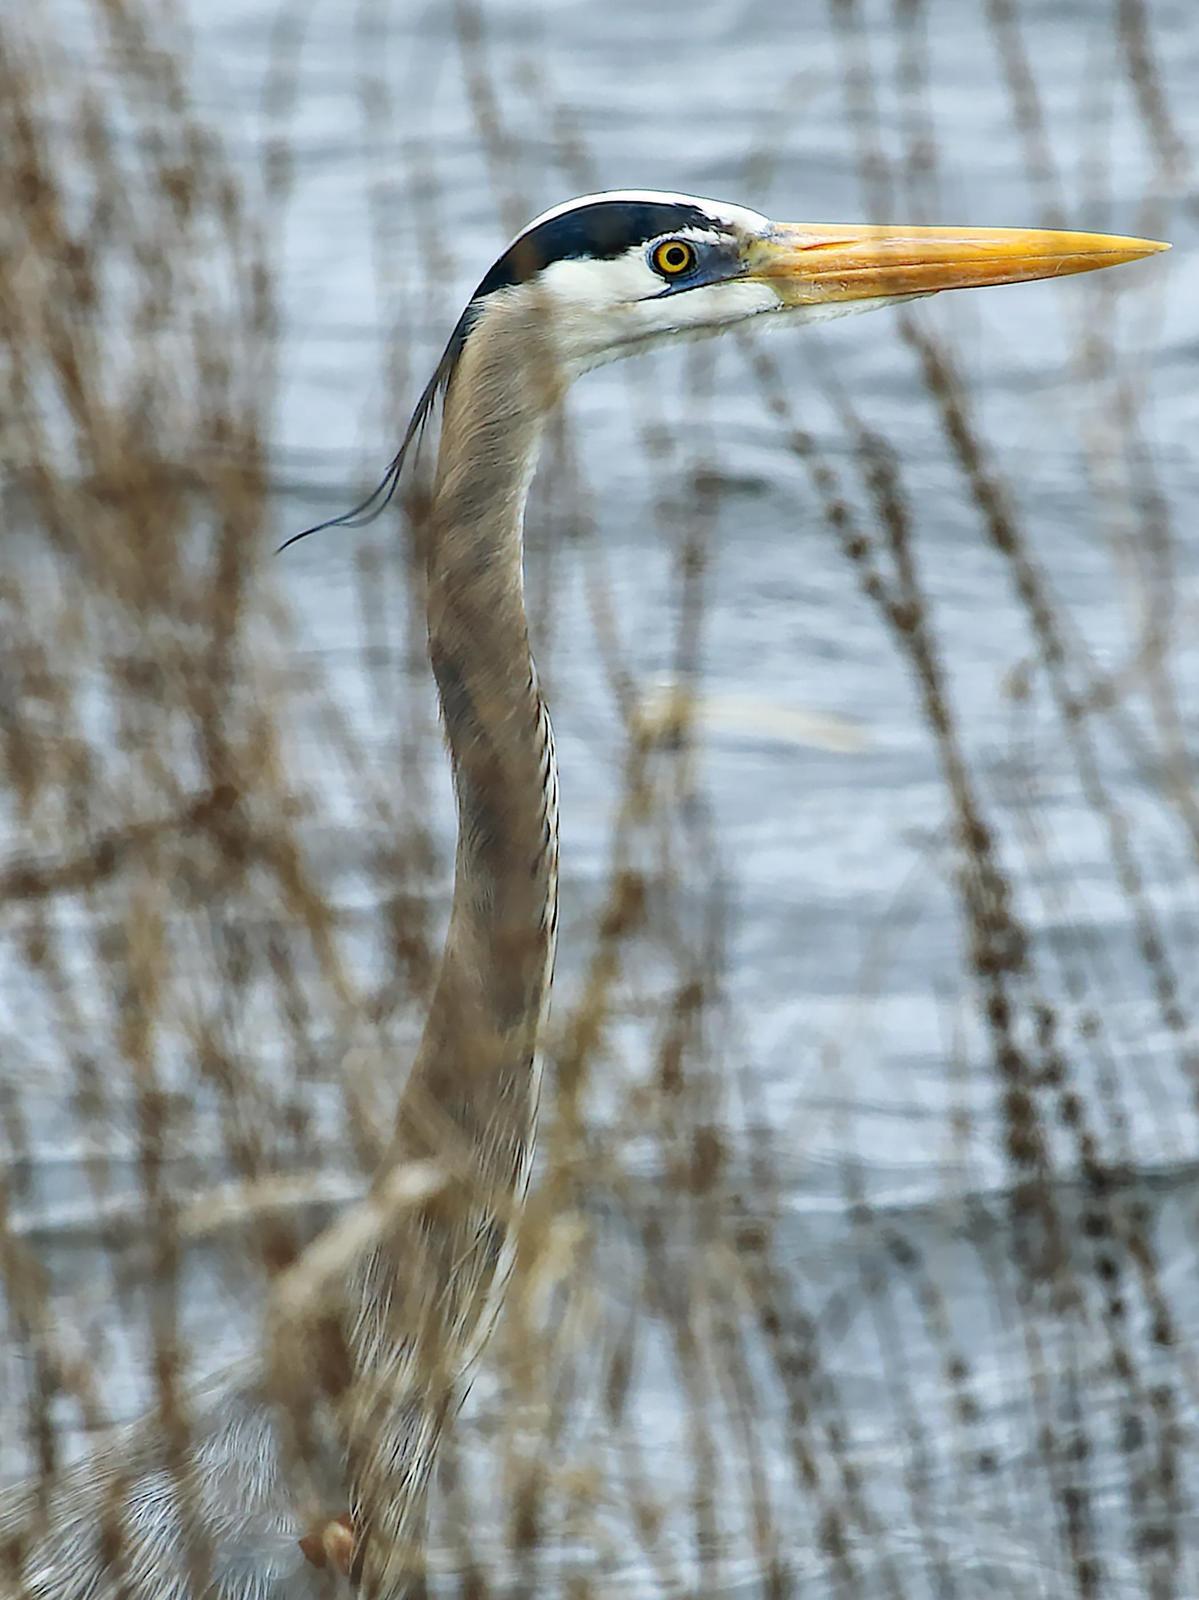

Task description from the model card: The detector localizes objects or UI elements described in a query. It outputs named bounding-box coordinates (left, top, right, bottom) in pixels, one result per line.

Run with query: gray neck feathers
left=424, top=297, right=563, bottom=1043
left=347, top=298, right=562, bottom=1595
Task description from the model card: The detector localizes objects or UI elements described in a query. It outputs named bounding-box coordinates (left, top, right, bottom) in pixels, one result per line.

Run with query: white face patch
left=530, top=252, right=777, bottom=370
left=476, top=244, right=913, bottom=377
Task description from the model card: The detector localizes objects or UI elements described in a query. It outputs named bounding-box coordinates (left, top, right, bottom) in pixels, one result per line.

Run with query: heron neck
left=406, top=314, right=562, bottom=1150
left=348, top=315, right=566, bottom=1592
left=350, top=331, right=562, bottom=1593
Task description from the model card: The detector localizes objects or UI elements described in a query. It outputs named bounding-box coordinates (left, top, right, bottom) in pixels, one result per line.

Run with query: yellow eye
left=651, top=239, right=698, bottom=277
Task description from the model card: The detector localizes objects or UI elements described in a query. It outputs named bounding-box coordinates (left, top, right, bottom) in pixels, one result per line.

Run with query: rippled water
left=6, top=0, right=1199, bottom=1592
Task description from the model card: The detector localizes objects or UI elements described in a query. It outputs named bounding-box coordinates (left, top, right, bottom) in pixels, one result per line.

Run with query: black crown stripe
left=473, top=199, right=719, bottom=299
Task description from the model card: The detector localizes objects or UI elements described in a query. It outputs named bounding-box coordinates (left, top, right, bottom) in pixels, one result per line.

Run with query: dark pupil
left=665, top=246, right=687, bottom=268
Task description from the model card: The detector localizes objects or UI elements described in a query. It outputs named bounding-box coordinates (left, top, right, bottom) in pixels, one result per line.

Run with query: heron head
left=455, top=189, right=1167, bottom=379
left=280, top=191, right=1165, bottom=549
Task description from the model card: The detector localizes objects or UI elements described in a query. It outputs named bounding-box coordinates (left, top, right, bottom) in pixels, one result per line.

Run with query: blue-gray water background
left=4, top=0, right=1199, bottom=1594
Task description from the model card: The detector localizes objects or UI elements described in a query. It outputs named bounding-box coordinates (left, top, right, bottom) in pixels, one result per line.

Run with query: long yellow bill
left=750, top=222, right=1169, bottom=303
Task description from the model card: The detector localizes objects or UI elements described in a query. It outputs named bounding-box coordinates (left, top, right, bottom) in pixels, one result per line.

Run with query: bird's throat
left=347, top=313, right=560, bottom=1599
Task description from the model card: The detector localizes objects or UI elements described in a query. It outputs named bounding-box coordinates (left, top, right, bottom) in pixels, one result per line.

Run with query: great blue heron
left=1, top=192, right=1165, bottom=1598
